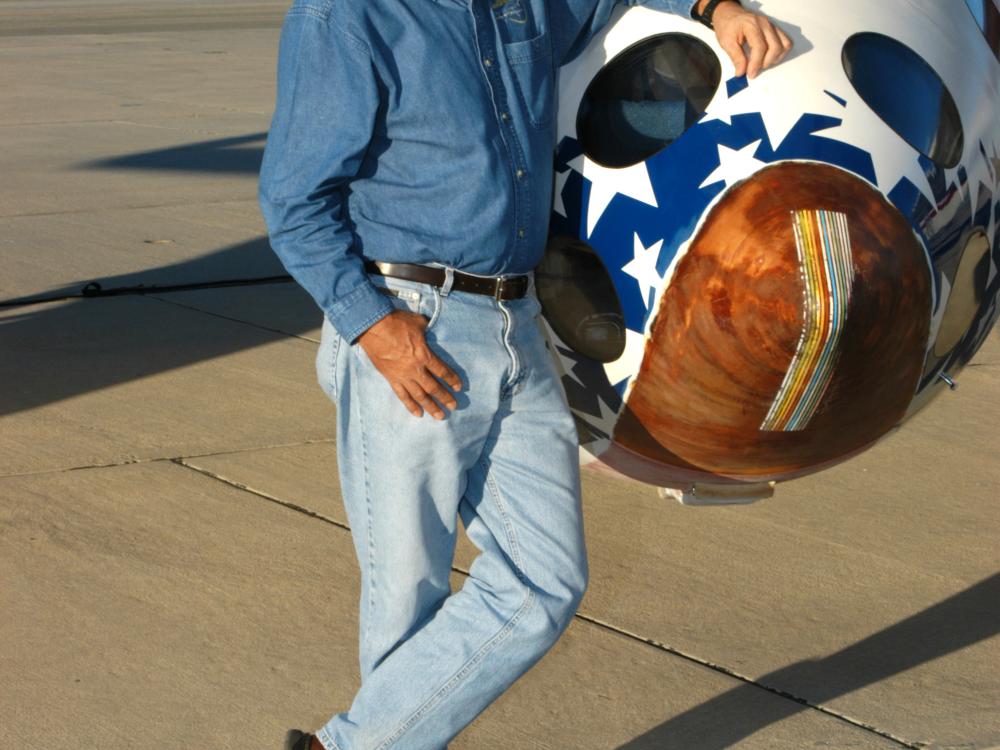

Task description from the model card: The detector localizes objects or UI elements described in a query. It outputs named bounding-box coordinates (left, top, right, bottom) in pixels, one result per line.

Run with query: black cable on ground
left=0, top=275, right=294, bottom=309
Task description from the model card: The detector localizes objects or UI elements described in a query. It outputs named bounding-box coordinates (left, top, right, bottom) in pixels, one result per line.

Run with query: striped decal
left=761, top=210, right=855, bottom=432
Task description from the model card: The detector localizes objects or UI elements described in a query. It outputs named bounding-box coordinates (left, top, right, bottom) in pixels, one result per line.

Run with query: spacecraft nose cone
left=615, top=161, right=933, bottom=481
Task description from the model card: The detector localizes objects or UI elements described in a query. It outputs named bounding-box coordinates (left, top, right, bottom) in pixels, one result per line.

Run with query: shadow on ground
left=618, top=573, right=1000, bottom=749
left=0, top=132, right=318, bottom=415
left=79, top=133, right=267, bottom=176
left=0, top=239, right=319, bottom=416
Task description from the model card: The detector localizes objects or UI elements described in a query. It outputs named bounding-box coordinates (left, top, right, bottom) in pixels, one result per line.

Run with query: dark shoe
left=284, top=728, right=315, bottom=750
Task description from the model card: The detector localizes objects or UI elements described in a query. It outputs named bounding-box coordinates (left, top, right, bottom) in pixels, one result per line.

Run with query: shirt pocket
left=502, top=31, right=555, bottom=130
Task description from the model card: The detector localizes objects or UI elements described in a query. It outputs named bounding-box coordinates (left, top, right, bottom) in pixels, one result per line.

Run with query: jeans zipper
left=498, top=299, right=522, bottom=397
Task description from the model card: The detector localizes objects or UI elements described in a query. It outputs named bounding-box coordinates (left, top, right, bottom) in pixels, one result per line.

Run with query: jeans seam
left=374, top=587, right=537, bottom=749
left=357, top=352, right=377, bottom=653
left=329, top=324, right=342, bottom=401
left=315, top=727, right=346, bottom=750
left=478, top=455, right=527, bottom=580
left=372, top=411, right=535, bottom=748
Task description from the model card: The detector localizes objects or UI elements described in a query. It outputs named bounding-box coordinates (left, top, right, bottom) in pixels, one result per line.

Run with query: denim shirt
left=258, top=0, right=698, bottom=343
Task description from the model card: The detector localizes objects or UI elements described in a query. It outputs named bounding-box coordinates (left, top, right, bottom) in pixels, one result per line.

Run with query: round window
left=962, top=0, right=1000, bottom=61
left=576, top=33, right=721, bottom=169
left=934, top=229, right=992, bottom=357
left=535, top=235, right=626, bottom=363
left=842, top=32, right=964, bottom=168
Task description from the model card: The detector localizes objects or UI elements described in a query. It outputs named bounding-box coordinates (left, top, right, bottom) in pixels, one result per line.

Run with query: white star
left=622, top=232, right=664, bottom=308
left=567, top=153, right=658, bottom=238
left=699, top=57, right=844, bottom=150
left=943, top=164, right=963, bottom=194
left=552, top=167, right=572, bottom=218
left=967, top=145, right=996, bottom=219
left=699, top=140, right=766, bottom=189
left=572, top=392, right=621, bottom=436
left=811, top=98, right=936, bottom=204
left=603, top=327, right=647, bottom=388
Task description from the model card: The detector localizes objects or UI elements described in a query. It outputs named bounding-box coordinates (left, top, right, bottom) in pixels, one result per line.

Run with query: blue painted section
left=726, top=76, right=749, bottom=98
left=552, top=93, right=1000, bottom=431
left=824, top=89, right=848, bottom=107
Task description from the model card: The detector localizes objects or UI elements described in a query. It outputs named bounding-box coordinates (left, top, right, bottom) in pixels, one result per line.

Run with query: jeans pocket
left=316, top=314, right=342, bottom=402
left=502, top=31, right=554, bottom=129
left=369, top=275, right=443, bottom=333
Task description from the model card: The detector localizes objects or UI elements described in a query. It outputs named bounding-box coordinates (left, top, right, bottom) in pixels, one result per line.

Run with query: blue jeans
left=313, top=268, right=589, bottom=749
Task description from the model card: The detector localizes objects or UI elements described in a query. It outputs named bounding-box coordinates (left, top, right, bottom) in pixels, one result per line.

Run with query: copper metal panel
left=613, top=161, right=933, bottom=480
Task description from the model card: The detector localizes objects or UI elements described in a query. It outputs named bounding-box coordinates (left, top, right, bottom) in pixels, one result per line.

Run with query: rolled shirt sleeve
left=257, top=5, right=394, bottom=344
left=551, top=0, right=699, bottom=68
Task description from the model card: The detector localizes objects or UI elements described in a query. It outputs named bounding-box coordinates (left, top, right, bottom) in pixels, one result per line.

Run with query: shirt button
left=518, top=228, right=526, bottom=237
left=483, top=57, right=492, bottom=67
left=515, top=168, right=524, bottom=178
left=500, top=111, right=509, bottom=120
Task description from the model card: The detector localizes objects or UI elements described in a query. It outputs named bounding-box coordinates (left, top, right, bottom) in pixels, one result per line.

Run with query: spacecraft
left=538, top=0, right=1000, bottom=502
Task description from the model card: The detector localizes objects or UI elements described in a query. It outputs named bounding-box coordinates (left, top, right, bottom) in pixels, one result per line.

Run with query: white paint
left=621, top=232, right=665, bottom=308
left=699, top=140, right=767, bottom=189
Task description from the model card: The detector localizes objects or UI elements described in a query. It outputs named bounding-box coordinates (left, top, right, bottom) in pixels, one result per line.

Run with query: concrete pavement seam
left=173, top=457, right=351, bottom=532
left=148, top=293, right=319, bottom=343
left=0, top=438, right=334, bottom=480
left=0, top=197, right=255, bottom=219
left=169, top=455, right=924, bottom=748
left=574, top=612, right=923, bottom=749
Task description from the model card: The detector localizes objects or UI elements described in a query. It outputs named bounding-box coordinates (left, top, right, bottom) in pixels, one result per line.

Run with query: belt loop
left=439, top=266, right=455, bottom=297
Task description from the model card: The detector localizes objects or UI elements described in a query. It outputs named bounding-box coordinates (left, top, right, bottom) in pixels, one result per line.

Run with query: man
left=257, top=0, right=790, bottom=747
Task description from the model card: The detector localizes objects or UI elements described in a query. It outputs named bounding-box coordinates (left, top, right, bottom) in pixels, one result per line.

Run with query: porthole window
left=934, top=229, right=992, bottom=357
left=842, top=32, right=964, bottom=168
left=576, top=33, right=721, bottom=169
left=536, top=235, right=626, bottom=362
left=963, top=0, right=1000, bottom=60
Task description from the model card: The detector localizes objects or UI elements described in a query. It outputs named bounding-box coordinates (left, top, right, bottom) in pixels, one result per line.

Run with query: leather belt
left=365, top=260, right=530, bottom=300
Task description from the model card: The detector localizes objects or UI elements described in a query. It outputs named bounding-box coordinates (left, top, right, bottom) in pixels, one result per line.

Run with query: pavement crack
left=574, top=612, right=924, bottom=749
left=148, top=293, right=319, bottom=343
left=0, top=439, right=334, bottom=480
left=160, top=457, right=935, bottom=750
left=173, top=457, right=351, bottom=532
left=0, top=197, right=254, bottom=219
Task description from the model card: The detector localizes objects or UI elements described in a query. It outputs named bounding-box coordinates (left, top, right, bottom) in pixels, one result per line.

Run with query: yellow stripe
left=761, top=209, right=854, bottom=432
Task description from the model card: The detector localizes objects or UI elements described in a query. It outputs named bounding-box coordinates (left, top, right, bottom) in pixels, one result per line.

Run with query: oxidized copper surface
left=612, top=161, right=933, bottom=480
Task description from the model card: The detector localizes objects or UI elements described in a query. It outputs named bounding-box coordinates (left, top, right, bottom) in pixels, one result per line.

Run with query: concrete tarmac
left=1, top=3, right=998, bottom=749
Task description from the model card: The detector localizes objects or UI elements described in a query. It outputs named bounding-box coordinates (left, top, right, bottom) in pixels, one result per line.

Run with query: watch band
left=691, top=0, right=740, bottom=30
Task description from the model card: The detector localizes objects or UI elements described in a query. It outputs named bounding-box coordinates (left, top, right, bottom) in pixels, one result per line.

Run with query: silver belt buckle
left=493, top=276, right=509, bottom=300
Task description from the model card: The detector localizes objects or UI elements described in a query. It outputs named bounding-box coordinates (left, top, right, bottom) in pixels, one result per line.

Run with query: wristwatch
left=690, top=0, right=741, bottom=30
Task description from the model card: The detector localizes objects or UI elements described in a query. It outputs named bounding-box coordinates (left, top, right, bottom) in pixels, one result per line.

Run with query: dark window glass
left=536, top=235, right=626, bottom=363
left=963, top=0, right=1000, bottom=60
left=843, top=32, right=964, bottom=168
left=577, top=33, right=721, bottom=169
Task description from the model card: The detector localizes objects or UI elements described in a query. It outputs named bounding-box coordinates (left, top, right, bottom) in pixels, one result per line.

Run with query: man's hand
left=706, top=1, right=792, bottom=80
left=357, top=310, right=463, bottom=420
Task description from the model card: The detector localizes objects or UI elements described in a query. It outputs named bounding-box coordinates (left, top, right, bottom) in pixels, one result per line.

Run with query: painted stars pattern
left=566, top=152, right=658, bottom=238
left=622, top=232, right=664, bottom=308
left=552, top=166, right=573, bottom=218
left=699, top=140, right=767, bottom=189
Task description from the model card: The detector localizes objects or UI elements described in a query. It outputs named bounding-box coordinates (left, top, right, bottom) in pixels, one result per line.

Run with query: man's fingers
left=777, top=26, right=793, bottom=57
left=391, top=381, right=423, bottom=418
left=405, top=380, right=446, bottom=420
left=426, top=354, right=463, bottom=393
left=418, top=371, right=458, bottom=412
left=720, top=35, right=748, bottom=78
left=744, top=23, right=767, bottom=79
left=760, top=22, right=784, bottom=70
